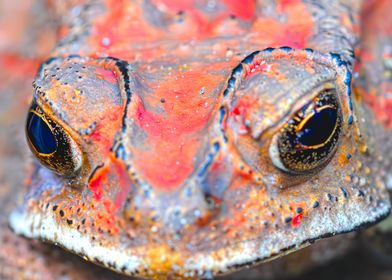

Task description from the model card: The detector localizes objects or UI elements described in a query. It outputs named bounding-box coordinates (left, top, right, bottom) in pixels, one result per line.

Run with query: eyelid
left=251, top=82, right=338, bottom=141
left=269, top=134, right=288, bottom=172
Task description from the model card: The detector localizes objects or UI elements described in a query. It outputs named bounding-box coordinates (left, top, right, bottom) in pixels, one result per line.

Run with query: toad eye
left=269, top=89, right=342, bottom=174
left=26, top=102, right=83, bottom=176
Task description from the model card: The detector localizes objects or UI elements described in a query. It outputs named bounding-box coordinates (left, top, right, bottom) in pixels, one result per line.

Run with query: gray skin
left=3, top=0, right=392, bottom=279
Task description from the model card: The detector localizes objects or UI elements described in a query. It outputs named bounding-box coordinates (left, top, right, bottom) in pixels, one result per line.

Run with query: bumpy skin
left=7, top=0, right=392, bottom=279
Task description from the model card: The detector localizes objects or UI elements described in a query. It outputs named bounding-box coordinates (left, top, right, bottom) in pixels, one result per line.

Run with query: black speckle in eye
left=297, top=107, right=337, bottom=147
left=26, top=111, right=57, bottom=154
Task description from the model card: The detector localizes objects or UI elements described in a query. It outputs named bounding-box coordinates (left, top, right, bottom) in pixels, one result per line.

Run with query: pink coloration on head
left=277, top=0, right=301, bottom=13
left=132, top=68, right=224, bottom=190
left=0, top=54, right=40, bottom=79
left=89, top=167, right=107, bottom=200
left=223, top=0, right=255, bottom=20
left=230, top=96, right=257, bottom=135
left=252, top=1, right=313, bottom=49
left=362, top=89, right=392, bottom=129
left=95, top=67, right=118, bottom=84
left=87, top=155, right=132, bottom=234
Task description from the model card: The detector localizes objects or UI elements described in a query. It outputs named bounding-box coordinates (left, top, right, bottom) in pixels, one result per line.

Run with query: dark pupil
left=26, top=112, right=57, bottom=154
left=297, top=107, right=337, bottom=147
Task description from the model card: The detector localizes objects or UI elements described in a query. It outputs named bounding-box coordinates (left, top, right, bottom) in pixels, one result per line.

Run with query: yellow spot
left=359, top=144, right=368, bottom=153
left=178, top=64, right=189, bottom=71
left=146, top=246, right=184, bottom=276
left=338, top=153, right=349, bottom=166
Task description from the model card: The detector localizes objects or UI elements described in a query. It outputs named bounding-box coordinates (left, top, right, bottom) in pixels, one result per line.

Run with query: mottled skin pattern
left=4, top=0, right=392, bottom=279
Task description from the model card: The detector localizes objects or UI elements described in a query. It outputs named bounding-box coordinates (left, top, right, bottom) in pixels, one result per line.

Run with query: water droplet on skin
left=101, top=37, right=111, bottom=46
left=226, top=49, right=234, bottom=58
left=151, top=226, right=158, bottom=233
left=194, top=209, right=201, bottom=217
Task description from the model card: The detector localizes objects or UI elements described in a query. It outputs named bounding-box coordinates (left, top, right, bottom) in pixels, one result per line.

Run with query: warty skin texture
left=8, top=0, right=392, bottom=278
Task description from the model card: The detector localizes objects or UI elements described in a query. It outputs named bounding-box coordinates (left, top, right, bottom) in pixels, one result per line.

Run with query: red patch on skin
left=224, top=211, right=246, bottom=233
left=90, top=129, right=103, bottom=142
left=89, top=1, right=314, bottom=61
left=276, top=0, right=300, bottom=13
left=94, top=0, right=126, bottom=49
left=151, top=0, right=194, bottom=11
left=95, top=67, right=118, bottom=84
left=134, top=101, right=202, bottom=190
left=88, top=166, right=109, bottom=200
left=244, top=59, right=268, bottom=78
left=88, top=155, right=131, bottom=234
left=132, top=68, right=223, bottom=191
left=292, top=213, right=303, bottom=228
left=362, top=88, right=392, bottom=129
left=0, top=54, right=40, bottom=79
left=288, top=202, right=307, bottom=228
left=210, top=161, right=222, bottom=173
left=89, top=156, right=131, bottom=205
left=231, top=97, right=255, bottom=116
left=222, top=0, right=255, bottom=20
left=230, top=96, right=257, bottom=134
left=112, top=158, right=132, bottom=210
left=87, top=104, right=123, bottom=153
left=252, top=1, right=313, bottom=49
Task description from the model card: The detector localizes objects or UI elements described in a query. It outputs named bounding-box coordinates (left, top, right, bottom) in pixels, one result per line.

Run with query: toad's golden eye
left=26, top=101, right=82, bottom=176
left=269, top=89, right=342, bottom=174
